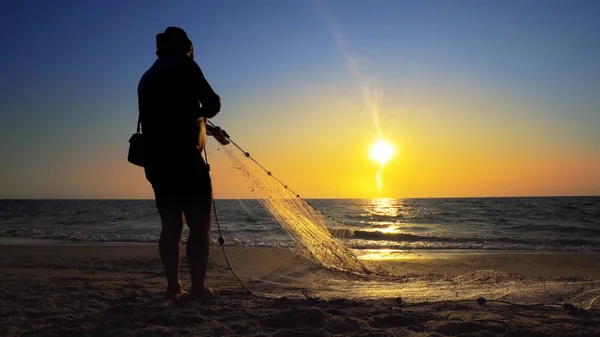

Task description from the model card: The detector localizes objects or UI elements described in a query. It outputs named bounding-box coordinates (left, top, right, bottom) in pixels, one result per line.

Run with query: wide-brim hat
left=156, top=26, right=191, bottom=51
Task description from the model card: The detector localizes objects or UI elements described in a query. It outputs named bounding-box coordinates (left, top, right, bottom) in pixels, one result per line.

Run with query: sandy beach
left=1, top=242, right=599, bottom=336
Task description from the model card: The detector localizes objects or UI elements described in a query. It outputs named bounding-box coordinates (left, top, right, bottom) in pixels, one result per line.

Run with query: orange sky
left=25, top=77, right=596, bottom=200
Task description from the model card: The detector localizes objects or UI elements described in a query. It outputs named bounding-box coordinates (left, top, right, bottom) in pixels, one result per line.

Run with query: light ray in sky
left=315, top=0, right=384, bottom=139
left=316, top=0, right=395, bottom=191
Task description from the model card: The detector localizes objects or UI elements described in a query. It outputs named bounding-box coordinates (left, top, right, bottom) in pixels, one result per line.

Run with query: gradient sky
left=0, top=0, right=598, bottom=199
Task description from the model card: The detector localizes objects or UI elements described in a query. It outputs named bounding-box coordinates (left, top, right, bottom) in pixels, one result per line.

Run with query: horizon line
left=1, top=195, right=598, bottom=201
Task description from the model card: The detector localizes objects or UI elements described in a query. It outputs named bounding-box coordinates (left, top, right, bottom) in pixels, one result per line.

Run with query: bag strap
left=136, top=115, right=141, bottom=133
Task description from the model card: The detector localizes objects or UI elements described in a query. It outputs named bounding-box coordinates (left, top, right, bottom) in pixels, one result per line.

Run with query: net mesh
left=220, top=142, right=369, bottom=274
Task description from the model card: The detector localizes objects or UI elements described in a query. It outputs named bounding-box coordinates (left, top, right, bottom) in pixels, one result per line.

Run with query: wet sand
left=1, top=244, right=599, bottom=336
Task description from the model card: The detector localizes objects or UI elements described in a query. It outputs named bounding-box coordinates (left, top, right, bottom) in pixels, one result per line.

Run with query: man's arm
left=190, top=61, right=221, bottom=119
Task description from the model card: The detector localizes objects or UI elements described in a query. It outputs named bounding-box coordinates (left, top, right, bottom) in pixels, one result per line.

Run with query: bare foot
left=166, top=289, right=188, bottom=301
left=188, top=286, right=218, bottom=300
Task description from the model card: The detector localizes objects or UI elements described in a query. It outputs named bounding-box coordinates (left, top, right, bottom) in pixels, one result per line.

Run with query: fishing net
left=205, top=134, right=600, bottom=309
left=217, top=141, right=369, bottom=275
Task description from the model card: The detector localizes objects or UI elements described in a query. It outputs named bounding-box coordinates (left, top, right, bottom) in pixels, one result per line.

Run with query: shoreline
left=2, top=242, right=600, bottom=279
left=3, top=237, right=600, bottom=280
left=1, top=236, right=598, bottom=254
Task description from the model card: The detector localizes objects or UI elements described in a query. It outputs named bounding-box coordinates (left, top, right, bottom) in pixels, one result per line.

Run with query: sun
left=369, top=139, right=395, bottom=167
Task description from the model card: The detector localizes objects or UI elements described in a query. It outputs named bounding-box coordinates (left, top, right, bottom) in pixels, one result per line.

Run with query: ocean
left=0, top=197, right=598, bottom=252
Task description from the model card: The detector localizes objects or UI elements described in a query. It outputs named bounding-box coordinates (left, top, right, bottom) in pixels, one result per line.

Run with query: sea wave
left=2, top=226, right=599, bottom=252
left=331, top=228, right=600, bottom=251
left=1, top=197, right=599, bottom=252
left=0, top=228, right=293, bottom=248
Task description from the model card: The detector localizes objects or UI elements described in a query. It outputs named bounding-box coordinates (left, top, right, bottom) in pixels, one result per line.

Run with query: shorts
left=147, top=151, right=213, bottom=223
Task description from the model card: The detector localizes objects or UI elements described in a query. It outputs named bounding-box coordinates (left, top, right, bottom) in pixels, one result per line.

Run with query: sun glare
left=369, top=140, right=395, bottom=167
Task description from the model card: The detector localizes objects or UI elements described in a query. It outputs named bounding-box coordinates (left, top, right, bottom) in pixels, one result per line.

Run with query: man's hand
left=206, top=124, right=230, bottom=145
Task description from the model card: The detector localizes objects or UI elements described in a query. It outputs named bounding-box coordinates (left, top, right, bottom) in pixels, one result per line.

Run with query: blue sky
left=0, top=0, right=598, bottom=198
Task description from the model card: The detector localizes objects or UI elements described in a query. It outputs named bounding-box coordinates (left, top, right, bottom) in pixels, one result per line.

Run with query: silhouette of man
left=138, top=27, right=223, bottom=300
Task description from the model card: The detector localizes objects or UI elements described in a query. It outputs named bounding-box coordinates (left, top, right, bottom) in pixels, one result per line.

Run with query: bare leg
left=184, top=194, right=212, bottom=295
left=156, top=194, right=185, bottom=297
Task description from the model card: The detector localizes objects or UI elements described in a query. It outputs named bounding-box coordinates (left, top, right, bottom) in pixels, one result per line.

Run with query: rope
left=206, top=120, right=350, bottom=228
left=203, top=121, right=349, bottom=296
left=203, top=147, right=252, bottom=295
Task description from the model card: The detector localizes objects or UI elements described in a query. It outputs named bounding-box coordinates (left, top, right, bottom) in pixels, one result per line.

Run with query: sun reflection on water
left=378, top=225, right=400, bottom=233
left=356, top=249, right=432, bottom=261
left=367, top=198, right=401, bottom=217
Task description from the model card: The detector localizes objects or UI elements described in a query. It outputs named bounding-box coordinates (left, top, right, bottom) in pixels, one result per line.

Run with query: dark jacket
left=138, top=55, right=221, bottom=187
